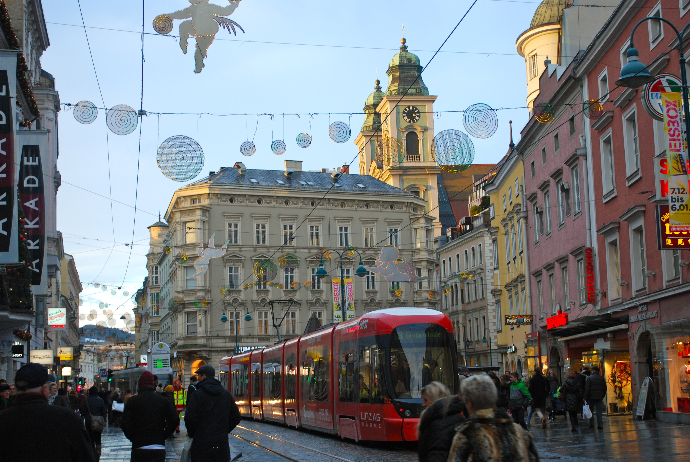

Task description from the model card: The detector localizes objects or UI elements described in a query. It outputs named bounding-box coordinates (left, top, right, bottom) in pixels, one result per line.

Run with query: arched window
left=406, top=132, right=420, bottom=161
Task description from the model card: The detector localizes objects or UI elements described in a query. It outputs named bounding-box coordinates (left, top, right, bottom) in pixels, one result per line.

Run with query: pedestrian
left=527, top=369, right=549, bottom=428
left=185, top=365, right=241, bottom=462
left=487, top=371, right=501, bottom=390
left=546, top=370, right=559, bottom=421
left=162, top=384, right=175, bottom=405
left=562, top=371, right=581, bottom=432
left=48, top=381, right=58, bottom=405
left=120, top=371, right=179, bottom=462
left=508, top=371, right=531, bottom=429
left=68, top=388, right=78, bottom=411
left=584, top=365, right=606, bottom=429
left=123, top=388, right=133, bottom=405
left=0, top=383, right=13, bottom=410
left=111, top=387, right=124, bottom=427
left=187, top=375, right=198, bottom=400
left=0, top=363, right=94, bottom=462
left=498, top=373, right=511, bottom=410
left=447, top=375, right=539, bottom=462
left=417, top=381, right=467, bottom=462
left=173, top=379, right=186, bottom=434
left=54, top=387, right=71, bottom=408
left=86, top=385, right=108, bottom=461
left=9, top=383, right=15, bottom=397
left=458, top=365, right=470, bottom=384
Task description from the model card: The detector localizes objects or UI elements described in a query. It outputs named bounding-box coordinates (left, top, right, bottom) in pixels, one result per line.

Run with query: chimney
left=284, top=160, right=303, bottom=172
left=341, top=165, right=349, bottom=174
left=233, top=162, right=246, bottom=175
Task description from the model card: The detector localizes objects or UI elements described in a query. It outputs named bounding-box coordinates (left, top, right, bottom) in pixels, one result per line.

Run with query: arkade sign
left=585, top=247, right=596, bottom=303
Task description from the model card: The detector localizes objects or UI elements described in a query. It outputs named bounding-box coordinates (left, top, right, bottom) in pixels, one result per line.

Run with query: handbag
left=583, top=403, right=593, bottom=420
left=112, top=402, right=125, bottom=413
left=86, top=398, right=105, bottom=432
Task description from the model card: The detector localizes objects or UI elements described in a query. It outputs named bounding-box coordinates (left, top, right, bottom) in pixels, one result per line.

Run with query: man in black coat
left=185, top=365, right=241, bottom=462
left=527, top=369, right=549, bottom=428
left=584, top=365, right=606, bottom=429
left=120, top=371, right=179, bottom=462
left=187, top=375, right=198, bottom=399
left=417, top=390, right=467, bottom=462
left=0, top=363, right=94, bottom=462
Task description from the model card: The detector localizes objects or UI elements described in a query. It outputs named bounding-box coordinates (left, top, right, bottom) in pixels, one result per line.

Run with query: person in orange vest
left=173, top=380, right=186, bottom=434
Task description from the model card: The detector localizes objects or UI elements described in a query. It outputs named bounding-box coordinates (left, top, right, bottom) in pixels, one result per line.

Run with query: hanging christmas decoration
left=154, top=1, right=245, bottom=73
left=181, top=253, right=188, bottom=262
left=278, top=253, right=299, bottom=268
left=534, top=103, right=555, bottom=124
left=431, top=129, right=475, bottom=173
left=583, top=99, right=604, bottom=120
left=271, top=139, right=287, bottom=155
left=296, top=133, right=312, bottom=148
left=157, top=135, right=205, bottom=182
left=164, top=246, right=171, bottom=254
left=463, top=103, right=498, bottom=139
left=240, top=141, right=256, bottom=156
left=73, top=100, right=98, bottom=124
left=329, top=121, right=351, bottom=143
left=79, top=314, right=86, bottom=321
left=99, top=302, right=105, bottom=309
left=93, top=283, right=100, bottom=288
left=366, top=245, right=426, bottom=284
left=122, top=291, right=130, bottom=297
left=13, top=329, right=32, bottom=341
left=254, top=259, right=278, bottom=282
left=193, top=233, right=229, bottom=278
left=102, top=285, right=108, bottom=291
left=106, top=104, right=138, bottom=135
left=111, top=289, right=117, bottom=295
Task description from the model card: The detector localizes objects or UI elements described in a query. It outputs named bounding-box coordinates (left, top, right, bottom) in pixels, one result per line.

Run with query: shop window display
left=652, top=322, right=690, bottom=414
left=605, top=354, right=632, bottom=414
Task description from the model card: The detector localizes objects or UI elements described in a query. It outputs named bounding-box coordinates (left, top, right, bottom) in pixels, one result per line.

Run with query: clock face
left=402, top=106, right=421, bottom=123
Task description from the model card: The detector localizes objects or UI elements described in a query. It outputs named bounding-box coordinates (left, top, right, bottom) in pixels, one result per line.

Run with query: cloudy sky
left=41, top=0, right=536, bottom=328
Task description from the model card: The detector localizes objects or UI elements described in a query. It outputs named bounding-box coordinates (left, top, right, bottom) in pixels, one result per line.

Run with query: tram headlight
left=404, top=409, right=411, bottom=417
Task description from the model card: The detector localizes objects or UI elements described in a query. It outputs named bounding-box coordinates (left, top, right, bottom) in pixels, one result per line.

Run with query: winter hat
left=196, top=365, right=215, bottom=378
left=138, top=371, right=155, bottom=389
left=459, top=366, right=470, bottom=374
left=164, top=385, right=173, bottom=392
left=0, top=384, right=10, bottom=392
left=15, top=363, right=49, bottom=391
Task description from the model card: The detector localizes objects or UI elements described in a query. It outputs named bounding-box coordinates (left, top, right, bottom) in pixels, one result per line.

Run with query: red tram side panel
left=298, top=325, right=336, bottom=433
left=333, top=318, right=360, bottom=441
left=261, top=343, right=285, bottom=424
left=229, top=352, right=252, bottom=418
left=283, top=338, right=299, bottom=427
left=250, top=349, right=264, bottom=420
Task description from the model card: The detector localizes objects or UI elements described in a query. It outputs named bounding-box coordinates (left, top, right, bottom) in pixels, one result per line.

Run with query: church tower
left=354, top=38, right=442, bottom=235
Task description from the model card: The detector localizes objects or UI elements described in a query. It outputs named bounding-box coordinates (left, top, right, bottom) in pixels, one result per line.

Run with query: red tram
left=220, top=308, right=458, bottom=442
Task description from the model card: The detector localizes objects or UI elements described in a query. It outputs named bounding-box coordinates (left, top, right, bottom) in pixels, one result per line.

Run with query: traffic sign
left=643, top=73, right=683, bottom=121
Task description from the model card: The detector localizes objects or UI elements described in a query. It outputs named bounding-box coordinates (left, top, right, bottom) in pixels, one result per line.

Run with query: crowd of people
left=417, top=365, right=609, bottom=462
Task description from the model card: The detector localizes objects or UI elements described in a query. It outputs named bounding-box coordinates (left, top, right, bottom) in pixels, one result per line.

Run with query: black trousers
left=568, top=410, right=579, bottom=428
left=511, top=407, right=527, bottom=429
left=131, top=449, right=166, bottom=462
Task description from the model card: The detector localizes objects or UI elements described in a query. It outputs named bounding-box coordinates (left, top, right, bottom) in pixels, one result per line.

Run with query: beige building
left=148, top=160, right=437, bottom=385
left=58, top=253, right=81, bottom=383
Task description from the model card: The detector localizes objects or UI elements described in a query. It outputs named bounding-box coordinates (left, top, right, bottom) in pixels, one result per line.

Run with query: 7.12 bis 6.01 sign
left=656, top=204, right=690, bottom=249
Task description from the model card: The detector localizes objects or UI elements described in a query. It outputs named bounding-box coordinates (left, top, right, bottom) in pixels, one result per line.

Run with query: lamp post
left=315, top=246, right=368, bottom=323
left=617, top=18, right=690, bottom=172
left=221, top=301, right=248, bottom=354
left=482, top=328, right=493, bottom=367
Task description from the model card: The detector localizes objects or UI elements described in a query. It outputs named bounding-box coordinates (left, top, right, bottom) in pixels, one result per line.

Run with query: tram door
left=357, top=337, right=388, bottom=440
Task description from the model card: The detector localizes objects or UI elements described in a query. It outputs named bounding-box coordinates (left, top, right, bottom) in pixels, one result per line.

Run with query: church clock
left=402, top=106, right=421, bottom=123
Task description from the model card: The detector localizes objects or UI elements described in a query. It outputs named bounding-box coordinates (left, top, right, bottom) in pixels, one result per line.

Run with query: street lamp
left=315, top=246, right=367, bottom=323
left=221, top=302, right=246, bottom=354
left=482, top=328, right=493, bottom=367
left=617, top=18, right=690, bottom=167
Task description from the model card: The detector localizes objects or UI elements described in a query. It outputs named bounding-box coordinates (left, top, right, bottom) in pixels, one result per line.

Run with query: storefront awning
left=557, top=324, right=629, bottom=342
left=546, top=313, right=628, bottom=338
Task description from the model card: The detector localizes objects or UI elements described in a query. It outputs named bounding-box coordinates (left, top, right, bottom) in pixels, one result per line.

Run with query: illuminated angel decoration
left=193, top=233, right=229, bottom=278
left=366, top=245, right=425, bottom=283
left=163, top=0, right=245, bottom=74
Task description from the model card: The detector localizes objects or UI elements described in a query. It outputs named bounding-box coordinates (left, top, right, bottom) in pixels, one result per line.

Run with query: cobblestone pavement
left=99, top=414, right=690, bottom=462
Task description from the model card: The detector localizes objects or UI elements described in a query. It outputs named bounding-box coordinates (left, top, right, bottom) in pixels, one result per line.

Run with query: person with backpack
left=562, top=371, right=582, bottom=432
left=508, top=372, right=531, bottom=429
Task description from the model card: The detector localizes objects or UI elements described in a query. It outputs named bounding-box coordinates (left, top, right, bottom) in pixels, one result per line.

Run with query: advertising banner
left=657, top=204, right=690, bottom=249
left=585, top=247, right=597, bottom=304
left=332, top=278, right=342, bottom=323
left=662, top=92, right=690, bottom=231
left=345, top=278, right=355, bottom=321
left=31, top=349, right=53, bottom=364
left=332, top=278, right=355, bottom=322
left=58, top=346, right=73, bottom=360
left=48, top=308, right=66, bottom=329
left=504, top=315, right=533, bottom=325
left=0, top=52, right=18, bottom=263
left=18, top=141, right=45, bottom=285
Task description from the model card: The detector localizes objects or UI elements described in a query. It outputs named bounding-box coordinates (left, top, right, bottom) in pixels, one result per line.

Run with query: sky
left=41, top=0, right=537, bottom=328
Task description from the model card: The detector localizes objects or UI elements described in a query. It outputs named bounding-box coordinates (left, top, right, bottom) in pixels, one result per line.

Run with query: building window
left=478, top=244, right=483, bottom=264
left=577, top=258, right=586, bottom=305
left=632, top=226, right=647, bottom=291
left=665, top=249, right=681, bottom=281
left=284, top=267, right=295, bottom=288
left=282, top=224, right=294, bottom=246
left=255, top=223, right=267, bottom=245
left=479, top=275, right=485, bottom=298
left=227, top=222, right=239, bottom=245
left=514, top=290, right=520, bottom=317
left=257, top=311, right=269, bottom=335
left=607, top=239, right=621, bottom=299
left=311, top=310, right=323, bottom=325
left=151, top=330, right=159, bottom=342
left=537, top=278, right=543, bottom=318
left=649, top=7, right=663, bottom=45
left=556, top=180, right=565, bottom=225
left=228, top=311, right=240, bottom=336
left=186, top=311, right=197, bottom=336
left=544, top=191, right=552, bottom=234
left=185, top=222, right=197, bottom=244
left=456, top=254, right=461, bottom=272
left=509, top=187, right=513, bottom=205
left=309, top=225, right=320, bottom=246
left=365, top=271, right=376, bottom=290
left=442, top=260, right=446, bottom=278
left=152, top=266, right=159, bottom=285
left=416, top=268, right=423, bottom=290
left=569, top=116, right=576, bottom=137
left=572, top=165, right=581, bottom=214
left=515, top=179, right=520, bottom=197
left=364, top=227, right=375, bottom=247
left=426, top=228, right=432, bottom=249
left=601, top=134, right=615, bottom=196
left=415, top=228, right=423, bottom=248
left=388, top=228, right=399, bottom=247
left=151, top=293, right=160, bottom=316
left=548, top=272, right=555, bottom=314
left=310, top=267, right=323, bottom=290
left=510, top=224, right=516, bottom=260
left=464, top=250, right=469, bottom=270
left=530, top=160, right=535, bottom=178
left=448, top=258, right=453, bottom=275
left=598, top=69, right=609, bottom=102
left=185, top=266, right=197, bottom=289
left=492, top=239, right=499, bottom=268
left=541, top=147, right=547, bottom=165
left=517, top=219, right=523, bottom=253
left=623, top=108, right=640, bottom=177
left=228, top=266, right=241, bottom=289
left=521, top=286, right=526, bottom=314
left=406, top=132, right=420, bottom=161
left=561, top=266, right=569, bottom=310
left=471, top=247, right=476, bottom=267
left=508, top=294, right=513, bottom=316
left=503, top=195, right=507, bottom=211
left=285, top=312, right=297, bottom=335
left=533, top=203, right=541, bottom=244
left=390, top=281, right=401, bottom=291
left=504, top=229, right=510, bottom=264
left=529, top=54, right=538, bottom=79
left=554, top=132, right=560, bottom=153
left=255, top=275, right=267, bottom=290
left=496, top=300, right=502, bottom=332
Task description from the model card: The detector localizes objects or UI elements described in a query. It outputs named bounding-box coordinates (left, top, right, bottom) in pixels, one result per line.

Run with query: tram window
left=264, top=361, right=281, bottom=400
left=358, top=339, right=389, bottom=404
left=285, top=354, right=296, bottom=400
left=232, top=363, right=248, bottom=398
left=338, top=340, right=356, bottom=403
left=252, top=362, right=261, bottom=397
left=389, top=323, right=454, bottom=399
left=301, top=346, right=329, bottom=402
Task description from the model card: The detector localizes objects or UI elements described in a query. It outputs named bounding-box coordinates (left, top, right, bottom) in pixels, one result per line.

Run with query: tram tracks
left=232, top=425, right=355, bottom=462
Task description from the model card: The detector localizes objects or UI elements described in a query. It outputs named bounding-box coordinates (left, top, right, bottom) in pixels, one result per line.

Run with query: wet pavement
left=98, top=413, right=690, bottom=461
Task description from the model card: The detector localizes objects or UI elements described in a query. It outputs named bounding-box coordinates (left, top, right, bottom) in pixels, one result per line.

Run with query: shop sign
left=140, top=355, right=148, bottom=364
left=0, top=56, right=19, bottom=264
left=61, top=367, right=72, bottom=377
left=506, top=344, right=517, bottom=353
left=643, top=73, right=683, bottom=120
left=546, top=312, right=569, bottom=329
left=662, top=92, right=690, bottom=231
left=629, top=310, right=658, bottom=322
left=18, top=143, right=46, bottom=285
left=58, top=346, right=73, bottom=360
left=48, top=308, right=66, bottom=330
left=585, top=247, right=597, bottom=303
left=656, top=205, right=690, bottom=249
left=11, top=343, right=23, bottom=358
left=31, top=349, right=53, bottom=364
left=505, top=315, right=533, bottom=325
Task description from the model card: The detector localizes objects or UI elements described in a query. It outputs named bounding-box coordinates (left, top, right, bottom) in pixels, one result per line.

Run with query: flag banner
left=662, top=92, right=690, bottom=231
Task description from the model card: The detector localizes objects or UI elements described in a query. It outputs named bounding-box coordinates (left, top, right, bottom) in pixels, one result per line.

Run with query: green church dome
left=385, top=38, right=429, bottom=96
left=361, top=79, right=385, bottom=132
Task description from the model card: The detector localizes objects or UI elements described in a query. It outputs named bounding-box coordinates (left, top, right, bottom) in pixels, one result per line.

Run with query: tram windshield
left=388, top=323, right=454, bottom=399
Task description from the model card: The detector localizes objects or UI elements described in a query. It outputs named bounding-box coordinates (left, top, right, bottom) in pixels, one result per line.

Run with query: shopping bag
left=583, top=403, right=593, bottom=420
left=180, top=440, right=192, bottom=462
left=112, top=402, right=125, bottom=413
